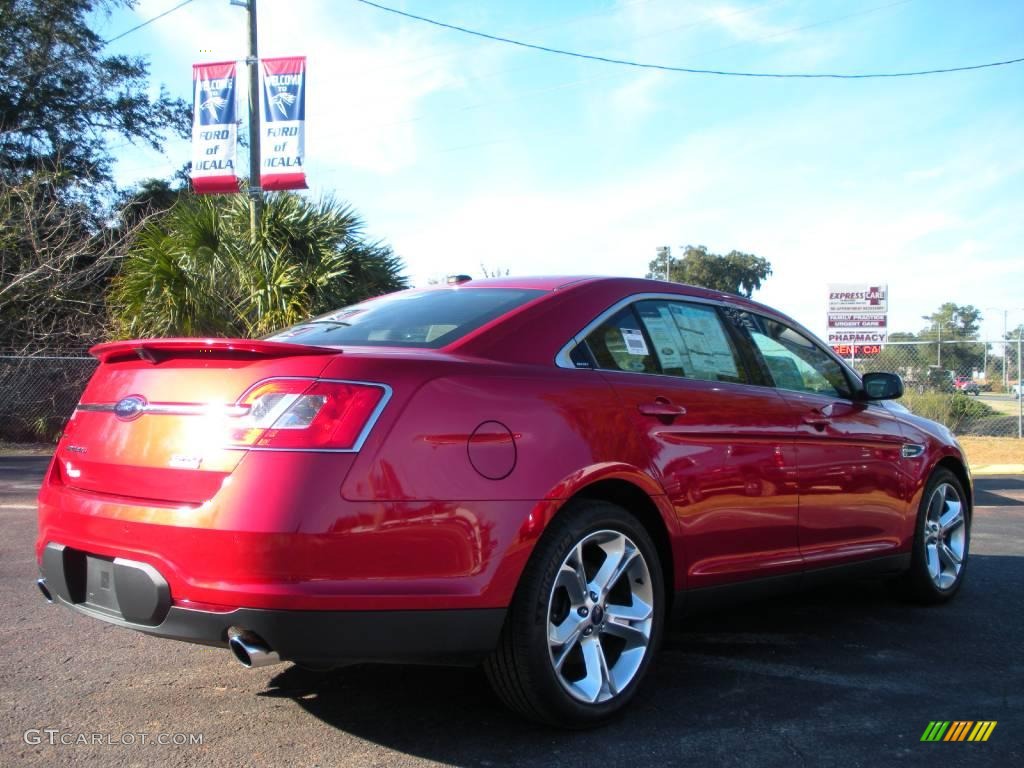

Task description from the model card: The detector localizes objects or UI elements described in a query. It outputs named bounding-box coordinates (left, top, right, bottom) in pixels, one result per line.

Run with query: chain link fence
left=847, top=340, right=1023, bottom=439
left=1, top=339, right=1021, bottom=443
left=0, top=354, right=97, bottom=442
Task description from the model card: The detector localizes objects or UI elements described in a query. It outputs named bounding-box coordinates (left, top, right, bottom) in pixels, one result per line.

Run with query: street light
left=922, top=310, right=959, bottom=370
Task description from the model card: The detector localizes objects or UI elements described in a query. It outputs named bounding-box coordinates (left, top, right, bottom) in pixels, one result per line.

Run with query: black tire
left=484, top=499, right=665, bottom=728
left=893, top=468, right=970, bottom=604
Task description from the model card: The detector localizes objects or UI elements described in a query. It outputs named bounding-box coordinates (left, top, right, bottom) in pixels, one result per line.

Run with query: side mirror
left=861, top=371, right=904, bottom=401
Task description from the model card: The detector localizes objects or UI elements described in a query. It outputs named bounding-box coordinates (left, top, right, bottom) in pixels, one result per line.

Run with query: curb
left=971, top=464, right=1024, bottom=476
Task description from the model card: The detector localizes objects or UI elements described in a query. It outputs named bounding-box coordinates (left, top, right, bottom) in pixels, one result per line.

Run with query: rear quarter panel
left=340, top=363, right=662, bottom=503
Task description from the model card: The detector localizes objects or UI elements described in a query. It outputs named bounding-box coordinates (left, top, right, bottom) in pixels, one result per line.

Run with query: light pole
left=655, top=246, right=671, bottom=281
left=922, top=313, right=944, bottom=370
left=1017, top=327, right=1022, bottom=438
left=1002, top=308, right=1007, bottom=387
left=984, top=306, right=1024, bottom=390
left=230, top=0, right=262, bottom=239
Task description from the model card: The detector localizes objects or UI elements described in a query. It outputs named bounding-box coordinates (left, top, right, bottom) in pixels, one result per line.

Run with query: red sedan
left=36, top=276, right=971, bottom=727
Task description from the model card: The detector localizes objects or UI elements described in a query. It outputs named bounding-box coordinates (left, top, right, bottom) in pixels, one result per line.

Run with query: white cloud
left=394, top=101, right=1023, bottom=342
left=114, top=1, right=1022, bottom=347
left=701, top=3, right=797, bottom=43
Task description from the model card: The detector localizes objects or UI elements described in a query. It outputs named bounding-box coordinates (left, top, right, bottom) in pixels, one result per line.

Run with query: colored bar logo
left=920, top=721, right=997, bottom=742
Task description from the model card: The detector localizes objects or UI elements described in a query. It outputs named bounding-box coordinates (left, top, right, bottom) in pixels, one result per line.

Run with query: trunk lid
left=56, top=339, right=340, bottom=504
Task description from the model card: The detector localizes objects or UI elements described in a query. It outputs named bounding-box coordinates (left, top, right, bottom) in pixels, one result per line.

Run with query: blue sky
left=98, top=0, right=1023, bottom=341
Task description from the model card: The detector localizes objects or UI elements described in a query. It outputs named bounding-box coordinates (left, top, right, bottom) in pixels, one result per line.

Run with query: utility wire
left=353, top=0, right=1024, bottom=79
left=104, top=0, right=197, bottom=45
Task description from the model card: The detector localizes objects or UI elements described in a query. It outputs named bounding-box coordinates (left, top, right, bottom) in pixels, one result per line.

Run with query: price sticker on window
left=620, top=328, right=649, bottom=356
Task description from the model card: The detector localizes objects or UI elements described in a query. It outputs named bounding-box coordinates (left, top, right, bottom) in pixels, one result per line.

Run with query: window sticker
left=668, top=304, right=739, bottom=378
left=620, top=328, right=649, bottom=356
left=636, top=306, right=685, bottom=370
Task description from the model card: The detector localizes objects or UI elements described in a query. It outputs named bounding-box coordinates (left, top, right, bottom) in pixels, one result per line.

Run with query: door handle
left=802, top=411, right=829, bottom=430
left=638, top=398, right=686, bottom=419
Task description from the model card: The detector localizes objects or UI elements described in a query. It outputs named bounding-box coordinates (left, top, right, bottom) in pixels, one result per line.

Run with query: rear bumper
left=38, top=542, right=506, bottom=666
left=37, top=459, right=550, bottom=611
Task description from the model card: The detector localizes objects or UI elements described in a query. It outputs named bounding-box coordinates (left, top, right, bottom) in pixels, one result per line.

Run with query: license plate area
left=84, top=555, right=121, bottom=616
left=41, top=544, right=171, bottom=626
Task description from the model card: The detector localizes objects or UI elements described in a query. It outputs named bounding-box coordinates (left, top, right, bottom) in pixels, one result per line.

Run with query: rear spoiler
left=89, top=338, right=341, bottom=364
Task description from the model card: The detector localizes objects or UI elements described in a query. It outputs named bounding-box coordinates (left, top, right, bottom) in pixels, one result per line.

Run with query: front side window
left=739, top=313, right=852, bottom=397
left=266, top=287, right=545, bottom=349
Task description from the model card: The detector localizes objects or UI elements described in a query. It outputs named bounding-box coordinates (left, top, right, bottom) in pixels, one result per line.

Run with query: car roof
left=431, top=276, right=602, bottom=291
left=450, top=275, right=768, bottom=311
left=446, top=275, right=802, bottom=362
left=438, top=275, right=752, bottom=303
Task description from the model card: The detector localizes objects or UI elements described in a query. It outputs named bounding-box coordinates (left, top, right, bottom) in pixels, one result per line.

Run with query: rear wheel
left=485, top=499, right=665, bottom=728
left=895, top=468, right=970, bottom=603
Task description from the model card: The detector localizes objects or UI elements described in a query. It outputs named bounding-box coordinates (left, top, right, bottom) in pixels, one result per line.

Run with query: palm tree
left=108, top=191, right=407, bottom=339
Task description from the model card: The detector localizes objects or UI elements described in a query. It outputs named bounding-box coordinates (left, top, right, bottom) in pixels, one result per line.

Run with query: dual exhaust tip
left=227, top=627, right=282, bottom=668
left=37, top=580, right=280, bottom=670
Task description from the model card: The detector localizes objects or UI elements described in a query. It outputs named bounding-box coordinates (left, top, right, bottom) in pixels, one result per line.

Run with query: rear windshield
left=265, top=287, right=546, bottom=349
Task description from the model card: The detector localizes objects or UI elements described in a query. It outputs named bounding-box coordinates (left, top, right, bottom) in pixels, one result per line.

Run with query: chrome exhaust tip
left=36, top=578, right=53, bottom=603
left=227, top=627, right=282, bottom=668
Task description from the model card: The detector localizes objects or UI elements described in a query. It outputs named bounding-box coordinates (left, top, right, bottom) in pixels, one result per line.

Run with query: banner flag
left=190, top=61, right=240, bottom=194
left=260, top=56, right=308, bottom=191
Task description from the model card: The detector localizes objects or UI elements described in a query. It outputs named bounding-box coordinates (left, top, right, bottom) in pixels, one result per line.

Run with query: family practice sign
left=827, top=283, right=888, bottom=353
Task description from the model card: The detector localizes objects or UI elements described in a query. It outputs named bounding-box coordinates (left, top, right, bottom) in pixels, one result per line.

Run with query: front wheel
left=485, top=499, right=665, bottom=728
left=894, top=468, right=970, bottom=603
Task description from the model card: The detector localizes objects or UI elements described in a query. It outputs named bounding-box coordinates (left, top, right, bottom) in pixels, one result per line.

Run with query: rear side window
left=266, top=288, right=545, bottom=349
left=584, top=307, right=661, bottom=374
left=582, top=299, right=747, bottom=383
left=633, top=300, right=745, bottom=383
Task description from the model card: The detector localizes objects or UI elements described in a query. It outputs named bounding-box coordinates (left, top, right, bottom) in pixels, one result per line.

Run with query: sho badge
left=169, top=455, right=202, bottom=470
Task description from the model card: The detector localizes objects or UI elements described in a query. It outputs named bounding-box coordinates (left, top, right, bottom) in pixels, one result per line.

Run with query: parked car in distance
left=954, top=376, right=980, bottom=395
left=36, top=276, right=973, bottom=727
left=1012, top=381, right=1022, bottom=397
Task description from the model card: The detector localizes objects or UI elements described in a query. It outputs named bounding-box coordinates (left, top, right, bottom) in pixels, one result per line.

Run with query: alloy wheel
left=923, top=481, right=967, bottom=590
left=546, top=529, right=654, bottom=704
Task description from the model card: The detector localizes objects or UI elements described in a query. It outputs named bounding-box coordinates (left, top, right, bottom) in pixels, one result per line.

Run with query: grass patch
left=957, top=436, right=1024, bottom=467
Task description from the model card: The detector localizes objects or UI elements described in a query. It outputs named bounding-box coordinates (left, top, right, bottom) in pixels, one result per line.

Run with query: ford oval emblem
left=114, top=395, right=147, bottom=421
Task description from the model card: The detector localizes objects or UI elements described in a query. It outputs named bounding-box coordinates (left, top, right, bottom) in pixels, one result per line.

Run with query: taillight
left=229, top=379, right=387, bottom=450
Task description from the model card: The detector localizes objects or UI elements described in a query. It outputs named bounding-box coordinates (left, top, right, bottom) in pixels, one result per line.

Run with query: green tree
left=0, top=0, right=188, bottom=189
left=115, top=176, right=187, bottom=231
left=921, top=303, right=982, bottom=339
left=918, top=302, right=985, bottom=377
left=108, top=192, right=408, bottom=338
left=646, top=244, right=772, bottom=297
left=1002, top=324, right=1024, bottom=384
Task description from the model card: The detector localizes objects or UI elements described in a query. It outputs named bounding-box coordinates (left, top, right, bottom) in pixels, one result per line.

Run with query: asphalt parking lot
left=2, top=455, right=1021, bottom=767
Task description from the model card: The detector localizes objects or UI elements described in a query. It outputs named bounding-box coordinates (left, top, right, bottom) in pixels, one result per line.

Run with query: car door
left=730, top=309, right=908, bottom=567
left=577, top=297, right=802, bottom=589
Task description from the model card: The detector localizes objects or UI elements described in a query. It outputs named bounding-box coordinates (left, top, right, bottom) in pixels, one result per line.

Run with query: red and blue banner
left=190, top=61, right=240, bottom=194
left=260, top=56, right=308, bottom=191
